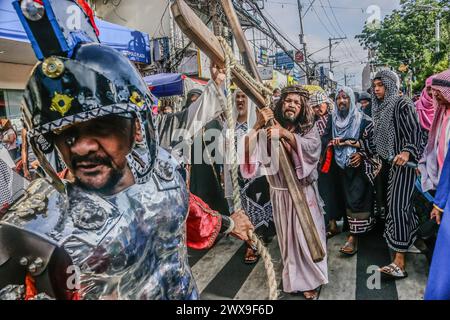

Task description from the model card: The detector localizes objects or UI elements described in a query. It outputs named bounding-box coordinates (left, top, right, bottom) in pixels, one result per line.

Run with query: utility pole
left=436, top=12, right=441, bottom=53
left=343, top=68, right=355, bottom=87
left=329, top=36, right=346, bottom=73
left=297, top=0, right=309, bottom=84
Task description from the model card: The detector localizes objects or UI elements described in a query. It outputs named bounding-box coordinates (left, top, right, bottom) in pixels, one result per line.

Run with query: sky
left=263, top=0, right=401, bottom=91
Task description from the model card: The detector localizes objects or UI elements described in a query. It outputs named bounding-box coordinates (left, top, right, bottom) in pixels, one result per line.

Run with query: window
left=0, top=89, right=24, bottom=132
left=4, top=90, right=23, bottom=120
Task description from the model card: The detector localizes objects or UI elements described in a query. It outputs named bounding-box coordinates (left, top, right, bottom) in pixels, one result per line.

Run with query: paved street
left=188, top=226, right=430, bottom=300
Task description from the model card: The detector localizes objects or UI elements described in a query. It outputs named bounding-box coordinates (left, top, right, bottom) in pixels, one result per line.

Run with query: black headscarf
left=358, top=91, right=372, bottom=117
left=183, top=88, right=203, bottom=109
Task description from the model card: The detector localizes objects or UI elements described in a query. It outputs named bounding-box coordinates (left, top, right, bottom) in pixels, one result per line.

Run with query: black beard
left=338, top=107, right=350, bottom=118
left=75, top=168, right=124, bottom=194
left=72, top=154, right=124, bottom=194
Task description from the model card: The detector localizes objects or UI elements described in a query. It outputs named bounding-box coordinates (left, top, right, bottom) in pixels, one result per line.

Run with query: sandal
left=379, top=263, right=408, bottom=279
left=339, top=241, right=358, bottom=256
left=244, top=246, right=259, bottom=264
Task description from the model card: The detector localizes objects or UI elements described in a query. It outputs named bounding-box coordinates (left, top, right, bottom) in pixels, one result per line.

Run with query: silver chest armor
left=0, top=148, right=198, bottom=300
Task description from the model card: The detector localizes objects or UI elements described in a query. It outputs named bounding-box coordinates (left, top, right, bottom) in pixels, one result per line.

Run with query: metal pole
left=329, top=38, right=332, bottom=72
left=436, top=15, right=441, bottom=53
left=328, top=37, right=346, bottom=75
left=297, top=0, right=309, bottom=84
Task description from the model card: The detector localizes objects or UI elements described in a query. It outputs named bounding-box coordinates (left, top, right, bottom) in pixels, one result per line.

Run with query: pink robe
left=241, top=127, right=328, bottom=292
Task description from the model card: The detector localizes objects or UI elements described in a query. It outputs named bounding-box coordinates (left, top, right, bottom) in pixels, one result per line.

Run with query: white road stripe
left=191, top=236, right=243, bottom=293
left=233, top=239, right=283, bottom=300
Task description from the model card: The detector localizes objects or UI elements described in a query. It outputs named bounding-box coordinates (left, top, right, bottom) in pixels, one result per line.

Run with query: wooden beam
left=171, top=0, right=265, bottom=107
left=219, top=0, right=262, bottom=82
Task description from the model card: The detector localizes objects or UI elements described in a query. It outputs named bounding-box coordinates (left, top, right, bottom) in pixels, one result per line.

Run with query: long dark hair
left=274, top=91, right=315, bottom=135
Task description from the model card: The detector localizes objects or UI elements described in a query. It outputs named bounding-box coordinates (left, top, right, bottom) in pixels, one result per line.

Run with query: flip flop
left=379, top=263, right=408, bottom=279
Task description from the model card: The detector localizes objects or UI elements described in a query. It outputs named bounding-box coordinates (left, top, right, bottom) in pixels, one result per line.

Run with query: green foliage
left=356, top=0, right=450, bottom=92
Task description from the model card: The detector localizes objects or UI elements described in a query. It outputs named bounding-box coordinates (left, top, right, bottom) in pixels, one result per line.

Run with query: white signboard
left=258, top=66, right=274, bottom=80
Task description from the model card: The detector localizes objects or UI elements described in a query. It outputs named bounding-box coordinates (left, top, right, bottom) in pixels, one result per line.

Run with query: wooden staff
left=171, top=0, right=325, bottom=262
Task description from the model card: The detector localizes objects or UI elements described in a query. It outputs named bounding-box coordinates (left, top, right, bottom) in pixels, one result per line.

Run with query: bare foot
left=393, top=252, right=406, bottom=271
left=303, top=290, right=318, bottom=300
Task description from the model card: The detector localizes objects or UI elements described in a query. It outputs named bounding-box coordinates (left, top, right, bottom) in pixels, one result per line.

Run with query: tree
left=356, top=0, right=450, bottom=92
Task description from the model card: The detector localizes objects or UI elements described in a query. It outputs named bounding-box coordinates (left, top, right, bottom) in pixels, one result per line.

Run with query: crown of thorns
left=281, top=85, right=310, bottom=99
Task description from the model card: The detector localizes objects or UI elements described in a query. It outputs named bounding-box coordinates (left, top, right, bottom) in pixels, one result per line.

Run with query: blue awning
left=144, top=73, right=185, bottom=98
left=0, top=0, right=151, bottom=64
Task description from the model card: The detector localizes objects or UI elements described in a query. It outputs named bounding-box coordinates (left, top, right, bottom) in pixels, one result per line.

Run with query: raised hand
left=210, top=63, right=226, bottom=87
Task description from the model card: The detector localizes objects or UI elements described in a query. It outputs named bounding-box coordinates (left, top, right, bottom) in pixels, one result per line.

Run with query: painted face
left=373, top=79, right=386, bottom=100
left=53, top=115, right=137, bottom=194
left=282, top=93, right=302, bottom=122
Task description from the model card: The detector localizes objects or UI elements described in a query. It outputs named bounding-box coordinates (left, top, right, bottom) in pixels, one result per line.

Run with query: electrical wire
left=317, top=0, right=362, bottom=63
left=152, top=0, right=170, bottom=39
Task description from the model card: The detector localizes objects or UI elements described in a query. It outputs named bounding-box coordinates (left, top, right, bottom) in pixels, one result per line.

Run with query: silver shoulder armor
left=1, top=151, right=197, bottom=300
left=0, top=178, right=75, bottom=299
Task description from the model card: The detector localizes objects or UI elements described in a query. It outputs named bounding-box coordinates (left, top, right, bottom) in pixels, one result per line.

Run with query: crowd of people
left=1, top=65, right=449, bottom=300
left=141, top=67, right=450, bottom=300
left=0, top=0, right=449, bottom=301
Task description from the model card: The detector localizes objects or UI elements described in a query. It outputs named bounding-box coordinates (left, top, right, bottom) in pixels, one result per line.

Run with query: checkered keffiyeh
left=309, top=91, right=333, bottom=110
left=0, top=159, right=12, bottom=209
left=372, top=70, right=401, bottom=160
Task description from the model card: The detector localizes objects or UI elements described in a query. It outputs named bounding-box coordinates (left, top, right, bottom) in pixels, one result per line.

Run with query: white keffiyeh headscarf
left=332, top=86, right=363, bottom=169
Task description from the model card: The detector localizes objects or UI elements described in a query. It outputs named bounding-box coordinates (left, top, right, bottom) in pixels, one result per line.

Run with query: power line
left=259, top=2, right=301, bottom=50
left=239, top=0, right=311, bottom=72
left=325, top=0, right=359, bottom=61
left=327, top=0, right=346, bottom=35
left=318, top=0, right=339, bottom=37
left=265, top=1, right=395, bottom=13
left=321, top=0, right=365, bottom=63
left=307, top=0, right=360, bottom=66
left=307, top=0, right=334, bottom=37
left=317, top=0, right=359, bottom=62
left=302, top=0, right=316, bottom=18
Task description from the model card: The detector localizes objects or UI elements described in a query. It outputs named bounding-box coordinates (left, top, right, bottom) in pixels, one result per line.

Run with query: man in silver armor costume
left=0, top=0, right=252, bottom=300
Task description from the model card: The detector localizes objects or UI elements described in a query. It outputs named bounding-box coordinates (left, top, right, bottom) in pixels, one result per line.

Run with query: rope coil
left=218, top=36, right=278, bottom=301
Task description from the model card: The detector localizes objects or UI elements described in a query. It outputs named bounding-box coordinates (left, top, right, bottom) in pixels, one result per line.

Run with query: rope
left=218, top=35, right=278, bottom=301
